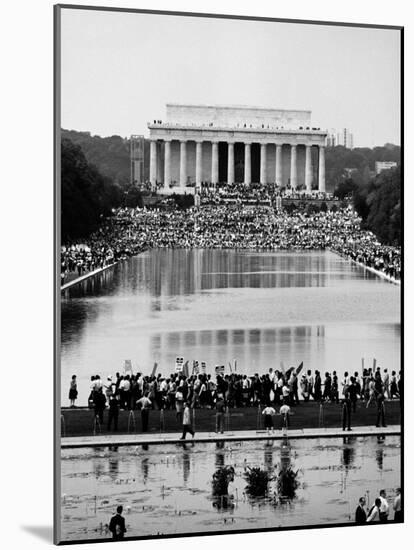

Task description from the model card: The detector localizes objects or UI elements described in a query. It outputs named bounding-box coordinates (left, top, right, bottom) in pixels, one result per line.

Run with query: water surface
left=61, top=250, right=400, bottom=403
left=61, top=435, right=401, bottom=540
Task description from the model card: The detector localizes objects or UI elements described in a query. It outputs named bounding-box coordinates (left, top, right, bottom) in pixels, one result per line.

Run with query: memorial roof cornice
left=165, top=102, right=312, bottom=114
left=148, top=123, right=327, bottom=136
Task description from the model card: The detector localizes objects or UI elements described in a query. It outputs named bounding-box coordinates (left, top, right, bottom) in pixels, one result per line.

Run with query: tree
left=333, top=178, right=356, bottom=200
left=365, top=166, right=401, bottom=246
left=61, top=138, right=122, bottom=241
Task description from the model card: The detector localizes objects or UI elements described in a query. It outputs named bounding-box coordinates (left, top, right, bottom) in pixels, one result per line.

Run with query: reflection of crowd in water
left=61, top=204, right=401, bottom=284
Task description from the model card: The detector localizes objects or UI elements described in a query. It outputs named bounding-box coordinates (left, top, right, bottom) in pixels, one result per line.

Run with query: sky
left=60, top=8, right=401, bottom=147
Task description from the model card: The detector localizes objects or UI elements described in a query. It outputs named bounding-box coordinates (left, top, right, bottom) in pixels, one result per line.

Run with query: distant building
left=327, top=128, right=354, bottom=149
left=130, top=135, right=145, bottom=184
left=336, top=128, right=354, bottom=149
left=326, top=132, right=336, bottom=147
left=375, top=161, right=397, bottom=175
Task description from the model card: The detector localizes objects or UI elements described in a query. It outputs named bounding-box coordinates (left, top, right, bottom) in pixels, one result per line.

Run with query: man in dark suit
left=376, top=393, right=387, bottom=427
left=342, top=391, right=352, bottom=431
left=355, top=496, right=367, bottom=524
left=109, top=505, right=126, bottom=540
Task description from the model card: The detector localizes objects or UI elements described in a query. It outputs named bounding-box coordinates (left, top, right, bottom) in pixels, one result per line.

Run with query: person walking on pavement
left=215, top=393, right=226, bottom=433
left=93, top=387, right=107, bottom=426
left=262, top=404, right=276, bottom=433
left=376, top=392, right=387, bottom=427
left=348, top=377, right=358, bottom=412
left=379, top=489, right=389, bottom=522
left=107, top=395, right=119, bottom=432
left=393, top=488, right=402, bottom=521
left=108, top=505, right=127, bottom=540
left=367, top=498, right=382, bottom=522
left=280, top=403, right=291, bottom=430
left=180, top=402, right=195, bottom=440
left=314, top=370, right=322, bottom=402
left=355, top=497, right=367, bottom=524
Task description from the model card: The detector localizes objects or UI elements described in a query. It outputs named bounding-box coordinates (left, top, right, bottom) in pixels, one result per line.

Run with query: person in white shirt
left=94, top=375, right=104, bottom=391
left=379, top=489, right=389, bottom=522
left=262, top=405, right=276, bottom=432
left=341, top=372, right=350, bottom=396
left=383, top=369, right=390, bottom=398
left=282, top=384, right=290, bottom=405
left=366, top=498, right=382, bottom=522
left=136, top=394, right=152, bottom=432
left=306, top=370, right=314, bottom=398
left=175, top=389, right=184, bottom=425
left=180, top=402, right=195, bottom=440
left=280, top=403, right=291, bottom=429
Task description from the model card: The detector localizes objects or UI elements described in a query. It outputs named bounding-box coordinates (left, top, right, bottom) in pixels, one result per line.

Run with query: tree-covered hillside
left=61, top=138, right=123, bottom=241
left=326, top=144, right=400, bottom=190
left=61, top=129, right=134, bottom=186
left=334, top=165, right=401, bottom=246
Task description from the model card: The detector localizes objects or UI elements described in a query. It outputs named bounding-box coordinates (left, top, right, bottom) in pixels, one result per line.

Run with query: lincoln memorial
left=147, top=104, right=327, bottom=193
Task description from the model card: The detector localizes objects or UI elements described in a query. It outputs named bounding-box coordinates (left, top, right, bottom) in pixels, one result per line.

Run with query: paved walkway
left=61, top=424, right=400, bottom=448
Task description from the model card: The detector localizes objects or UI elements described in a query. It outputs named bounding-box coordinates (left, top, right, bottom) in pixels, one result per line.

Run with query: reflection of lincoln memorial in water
left=150, top=325, right=325, bottom=374
left=140, top=249, right=329, bottom=372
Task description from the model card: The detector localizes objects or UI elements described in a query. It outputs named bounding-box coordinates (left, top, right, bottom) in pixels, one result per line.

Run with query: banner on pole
left=124, top=360, right=133, bottom=375
left=201, top=362, right=206, bottom=374
left=193, top=360, right=199, bottom=375
left=151, top=362, right=158, bottom=377
left=175, top=357, right=184, bottom=373
left=215, top=365, right=225, bottom=376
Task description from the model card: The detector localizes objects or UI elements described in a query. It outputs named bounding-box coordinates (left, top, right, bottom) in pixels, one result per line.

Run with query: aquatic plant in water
left=244, top=467, right=274, bottom=497
left=212, top=465, right=235, bottom=496
left=277, top=467, right=299, bottom=499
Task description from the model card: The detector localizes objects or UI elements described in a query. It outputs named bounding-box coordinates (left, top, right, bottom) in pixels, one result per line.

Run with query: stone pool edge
left=61, top=425, right=400, bottom=448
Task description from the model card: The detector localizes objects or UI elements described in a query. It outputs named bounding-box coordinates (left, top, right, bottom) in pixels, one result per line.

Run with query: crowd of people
left=68, top=364, right=401, bottom=432
left=199, top=182, right=335, bottom=207
left=61, top=203, right=401, bottom=284
left=355, top=488, right=402, bottom=523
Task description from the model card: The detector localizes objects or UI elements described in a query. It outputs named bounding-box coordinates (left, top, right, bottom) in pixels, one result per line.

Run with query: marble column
left=290, top=144, right=297, bottom=189
left=305, top=144, right=313, bottom=192
left=180, top=140, right=187, bottom=188
left=195, top=141, right=203, bottom=186
left=149, top=139, right=157, bottom=187
left=244, top=142, right=251, bottom=185
left=156, top=142, right=163, bottom=184
left=211, top=141, right=219, bottom=185
left=227, top=142, right=235, bottom=184
left=318, top=145, right=326, bottom=192
left=164, top=140, right=171, bottom=190
left=260, top=143, right=267, bottom=184
left=275, top=144, right=283, bottom=186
